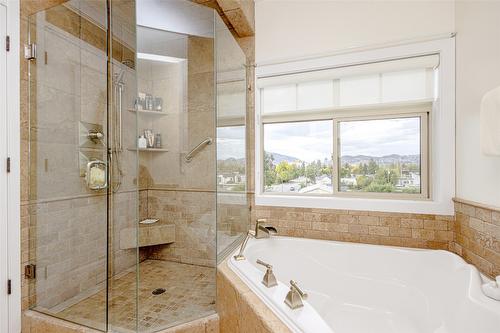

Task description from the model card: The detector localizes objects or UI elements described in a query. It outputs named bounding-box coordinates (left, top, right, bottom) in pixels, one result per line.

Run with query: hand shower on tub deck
left=234, top=219, right=278, bottom=261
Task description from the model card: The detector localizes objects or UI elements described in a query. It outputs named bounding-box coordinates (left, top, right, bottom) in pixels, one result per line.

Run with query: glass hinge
left=24, top=43, right=37, bottom=60
left=24, top=264, right=36, bottom=279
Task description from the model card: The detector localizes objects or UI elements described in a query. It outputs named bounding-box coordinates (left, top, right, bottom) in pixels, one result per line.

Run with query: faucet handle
left=256, top=218, right=267, bottom=224
left=285, top=280, right=308, bottom=309
left=256, top=259, right=277, bottom=288
left=290, top=280, right=308, bottom=299
left=256, top=259, right=272, bottom=269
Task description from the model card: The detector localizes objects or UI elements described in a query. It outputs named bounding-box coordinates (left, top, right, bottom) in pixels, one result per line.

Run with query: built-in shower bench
left=119, top=223, right=175, bottom=249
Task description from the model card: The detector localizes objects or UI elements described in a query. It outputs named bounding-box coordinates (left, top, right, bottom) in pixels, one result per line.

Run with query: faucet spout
left=255, top=219, right=278, bottom=239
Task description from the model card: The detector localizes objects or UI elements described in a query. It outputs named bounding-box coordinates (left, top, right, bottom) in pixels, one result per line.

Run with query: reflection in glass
left=217, top=126, right=246, bottom=192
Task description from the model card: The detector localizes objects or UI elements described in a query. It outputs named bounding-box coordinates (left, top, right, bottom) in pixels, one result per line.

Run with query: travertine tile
left=453, top=199, right=500, bottom=278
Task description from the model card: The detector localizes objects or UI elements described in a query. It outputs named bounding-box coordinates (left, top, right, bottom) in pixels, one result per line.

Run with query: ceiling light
left=137, top=52, right=186, bottom=63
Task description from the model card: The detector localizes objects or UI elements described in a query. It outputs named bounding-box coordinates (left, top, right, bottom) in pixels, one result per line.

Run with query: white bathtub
left=228, top=236, right=500, bottom=333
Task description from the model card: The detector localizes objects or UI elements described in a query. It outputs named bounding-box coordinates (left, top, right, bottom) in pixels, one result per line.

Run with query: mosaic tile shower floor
left=57, top=260, right=216, bottom=333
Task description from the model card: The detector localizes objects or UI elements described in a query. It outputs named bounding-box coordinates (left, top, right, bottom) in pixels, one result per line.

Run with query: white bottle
left=482, top=275, right=500, bottom=301
left=138, top=135, right=147, bottom=149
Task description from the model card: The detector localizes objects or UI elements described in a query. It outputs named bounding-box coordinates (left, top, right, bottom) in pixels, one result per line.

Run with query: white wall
left=455, top=1, right=500, bottom=207
left=255, top=0, right=455, bottom=64
left=256, top=0, right=500, bottom=208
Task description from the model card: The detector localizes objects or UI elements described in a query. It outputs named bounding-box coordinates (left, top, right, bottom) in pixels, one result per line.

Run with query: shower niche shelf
left=127, top=147, right=169, bottom=152
left=128, top=109, right=168, bottom=116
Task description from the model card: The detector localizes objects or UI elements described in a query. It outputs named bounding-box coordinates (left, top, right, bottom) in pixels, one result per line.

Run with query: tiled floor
left=56, top=260, right=216, bottom=333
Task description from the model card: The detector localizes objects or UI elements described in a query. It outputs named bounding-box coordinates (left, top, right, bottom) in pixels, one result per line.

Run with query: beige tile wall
left=22, top=310, right=219, bottom=333
left=255, top=206, right=455, bottom=250
left=217, top=258, right=289, bottom=333
left=453, top=199, right=500, bottom=278
left=144, top=189, right=217, bottom=267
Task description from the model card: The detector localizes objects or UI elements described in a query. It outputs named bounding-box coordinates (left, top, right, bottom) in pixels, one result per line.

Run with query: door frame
left=1, top=0, right=20, bottom=332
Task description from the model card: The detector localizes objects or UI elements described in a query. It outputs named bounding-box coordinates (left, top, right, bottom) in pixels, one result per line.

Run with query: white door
left=0, top=4, right=9, bottom=333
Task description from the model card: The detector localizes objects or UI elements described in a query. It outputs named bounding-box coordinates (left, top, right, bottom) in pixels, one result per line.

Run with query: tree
left=275, top=161, right=295, bottom=183
left=367, top=159, right=379, bottom=175
left=264, top=152, right=277, bottom=187
left=355, top=175, right=373, bottom=189
left=340, top=163, right=352, bottom=178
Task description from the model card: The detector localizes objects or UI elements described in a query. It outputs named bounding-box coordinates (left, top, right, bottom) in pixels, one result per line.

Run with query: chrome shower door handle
left=85, top=159, right=108, bottom=190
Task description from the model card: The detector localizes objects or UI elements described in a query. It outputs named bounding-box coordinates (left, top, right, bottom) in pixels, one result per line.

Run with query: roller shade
left=257, top=54, right=439, bottom=88
left=259, top=54, right=439, bottom=115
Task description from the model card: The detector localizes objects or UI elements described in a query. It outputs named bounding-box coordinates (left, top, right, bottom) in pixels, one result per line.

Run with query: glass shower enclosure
left=26, top=0, right=248, bottom=332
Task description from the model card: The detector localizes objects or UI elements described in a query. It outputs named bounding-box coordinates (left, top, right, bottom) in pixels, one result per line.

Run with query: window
left=336, top=115, right=427, bottom=197
left=263, top=120, right=333, bottom=194
left=258, top=55, right=436, bottom=199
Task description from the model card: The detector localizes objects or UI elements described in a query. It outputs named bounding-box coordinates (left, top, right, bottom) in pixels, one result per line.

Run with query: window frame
left=255, top=37, right=455, bottom=215
left=260, top=103, right=430, bottom=199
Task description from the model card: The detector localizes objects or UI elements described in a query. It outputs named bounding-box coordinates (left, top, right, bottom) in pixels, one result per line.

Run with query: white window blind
left=259, top=54, right=439, bottom=114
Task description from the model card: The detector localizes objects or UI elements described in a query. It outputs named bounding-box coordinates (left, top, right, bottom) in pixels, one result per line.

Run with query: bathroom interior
left=1, top=0, right=500, bottom=333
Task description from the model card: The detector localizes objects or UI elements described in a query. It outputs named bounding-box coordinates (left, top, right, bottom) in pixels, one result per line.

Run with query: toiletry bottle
left=155, top=134, right=162, bottom=148
left=138, top=135, right=147, bottom=149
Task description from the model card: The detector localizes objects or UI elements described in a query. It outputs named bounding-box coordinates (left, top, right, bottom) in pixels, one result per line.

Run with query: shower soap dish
left=482, top=276, right=500, bottom=300
left=139, top=218, right=159, bottom=225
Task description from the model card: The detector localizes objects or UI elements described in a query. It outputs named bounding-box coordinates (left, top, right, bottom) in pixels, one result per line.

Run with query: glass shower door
left=26, top=1, right=139, bottom=331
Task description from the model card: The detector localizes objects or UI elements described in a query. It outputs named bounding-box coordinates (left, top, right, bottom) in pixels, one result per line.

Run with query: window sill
left=255, top=193, right=454, bottom=215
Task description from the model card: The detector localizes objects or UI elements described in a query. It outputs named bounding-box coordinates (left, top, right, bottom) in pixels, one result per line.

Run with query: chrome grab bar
left=185, top=137, right=213, bottom=162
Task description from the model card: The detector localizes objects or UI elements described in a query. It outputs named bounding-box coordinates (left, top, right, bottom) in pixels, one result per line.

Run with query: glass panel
left=27, top=2, right=111, bottom=330
left=263, top=121, right=333, bottom=193
left=297, top=80, right=334, bottom=110
left=261, top=84, right=296, bottom=113
left=108, top=0, right=139, bottom=331
left=134, top=0, right=225, bottom=328
left=339, top=117, right=422, bottom=194
left=339, top=74, right=380, bottom=106
left=215, top=14, right=249, bottom=260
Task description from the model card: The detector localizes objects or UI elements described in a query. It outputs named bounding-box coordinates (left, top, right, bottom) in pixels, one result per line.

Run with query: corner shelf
left=128, top=109, right=168, bottom=116
left=127, top=147, right=169, bottom=152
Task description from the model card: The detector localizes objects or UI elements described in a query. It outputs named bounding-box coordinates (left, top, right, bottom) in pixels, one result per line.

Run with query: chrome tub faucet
left=255, top=218, right=277, bottom=239
left=256, top=259, right=278, bottom=287
left=233, top=219, right=277, bottom=261
left=285, top=280, right=308, bottom=309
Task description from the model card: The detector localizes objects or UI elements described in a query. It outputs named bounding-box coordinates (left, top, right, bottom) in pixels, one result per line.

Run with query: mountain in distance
left=341, top=154, right=420, bottom=165
left=265, top=152, right=301, bottom=164
left=218, top=157, right=245, bottom=163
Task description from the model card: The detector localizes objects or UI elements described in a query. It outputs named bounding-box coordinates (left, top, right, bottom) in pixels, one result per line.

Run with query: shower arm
left=185, top=137, right=213, bottom=162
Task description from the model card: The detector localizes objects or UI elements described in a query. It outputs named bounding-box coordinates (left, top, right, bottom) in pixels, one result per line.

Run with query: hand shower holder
left=85, top=159, right=108, bottom=190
